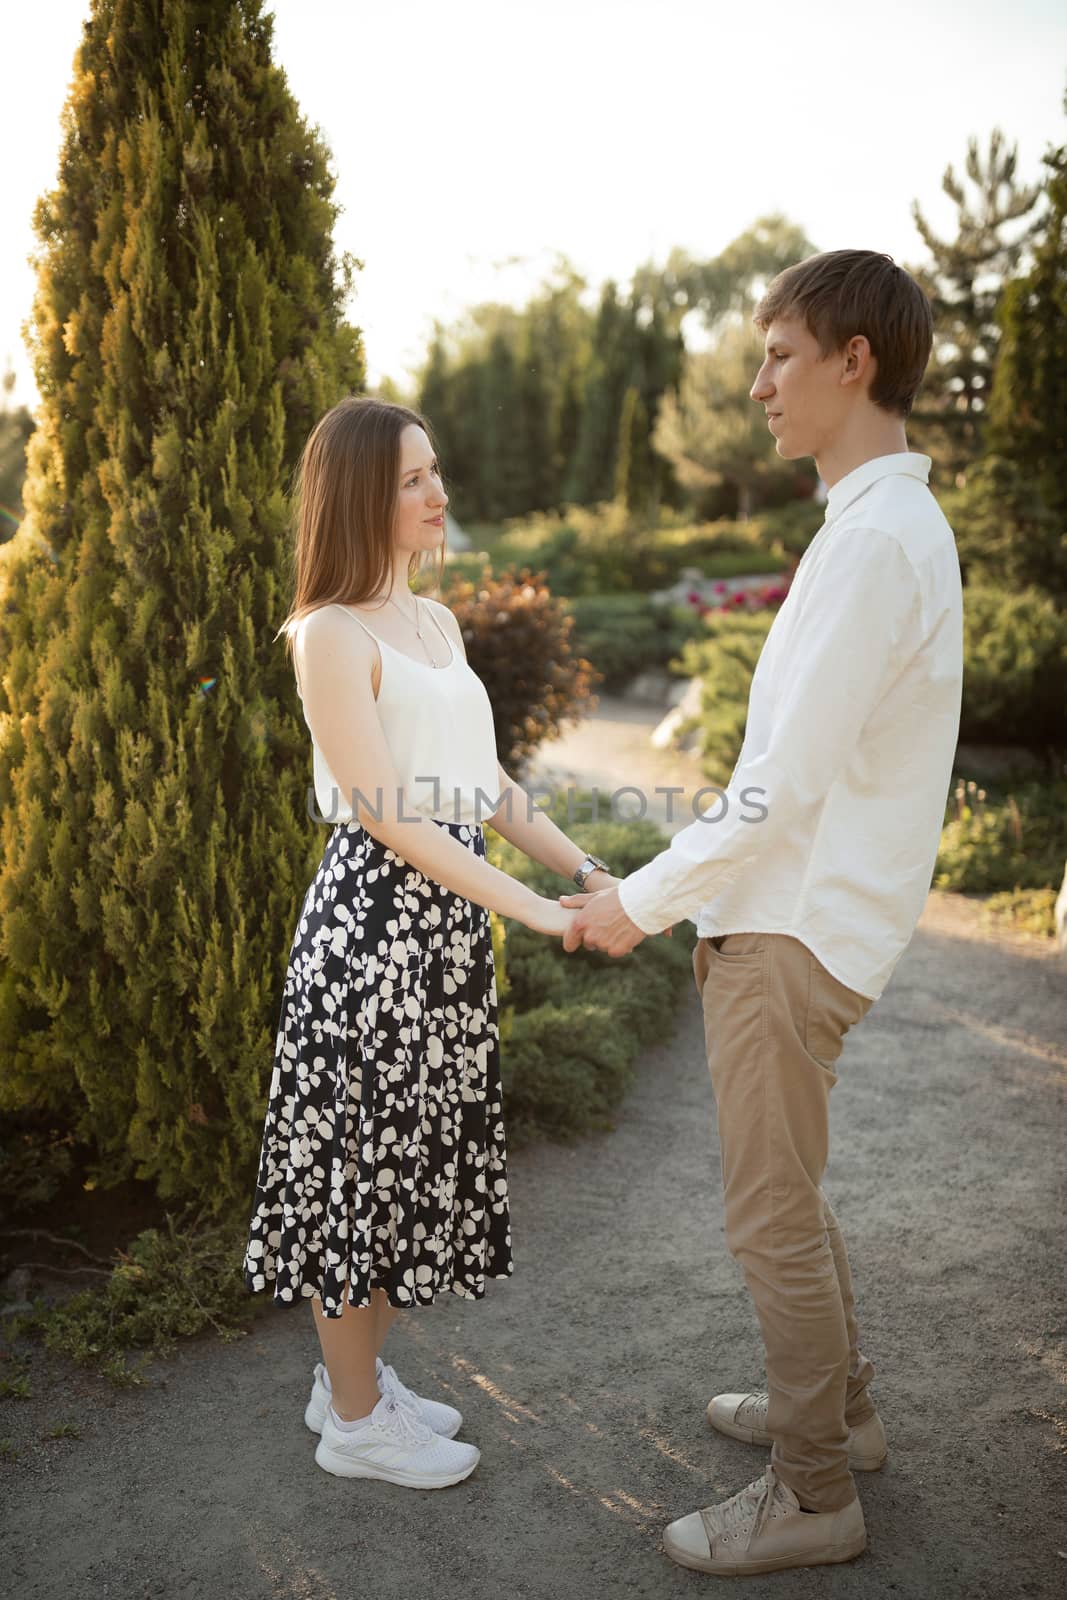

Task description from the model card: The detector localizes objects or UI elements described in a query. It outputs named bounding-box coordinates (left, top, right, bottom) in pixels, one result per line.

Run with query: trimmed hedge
left=487, top=804, right=697, bottom=1144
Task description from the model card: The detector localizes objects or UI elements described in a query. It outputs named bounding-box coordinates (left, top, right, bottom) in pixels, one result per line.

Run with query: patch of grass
left=0, top=1367, right=32, bottom=1400
left=44, top=1420, right=82, bottom=1440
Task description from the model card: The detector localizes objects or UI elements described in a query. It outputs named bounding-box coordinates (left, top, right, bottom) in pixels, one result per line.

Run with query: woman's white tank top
left=295, top=601, right=501, bottom=826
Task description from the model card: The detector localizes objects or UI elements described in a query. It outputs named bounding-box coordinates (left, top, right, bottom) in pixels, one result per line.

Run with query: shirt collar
left=824, top=452, right=931, bottom=525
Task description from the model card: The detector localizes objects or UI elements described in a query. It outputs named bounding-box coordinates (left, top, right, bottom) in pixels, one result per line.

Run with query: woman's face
left=393, top=423, right=448, bottom=558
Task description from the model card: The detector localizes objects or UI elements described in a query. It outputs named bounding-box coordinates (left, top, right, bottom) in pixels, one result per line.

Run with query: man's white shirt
left=617, top=452, right=964, bottom=1001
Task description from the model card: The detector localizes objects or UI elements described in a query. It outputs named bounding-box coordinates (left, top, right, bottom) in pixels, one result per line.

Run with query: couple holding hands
left=244, top=247, right=963, bottom=1578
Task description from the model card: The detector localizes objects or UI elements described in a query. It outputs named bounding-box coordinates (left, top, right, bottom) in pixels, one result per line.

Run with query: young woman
left=243, top=396, right=619, bottom=1490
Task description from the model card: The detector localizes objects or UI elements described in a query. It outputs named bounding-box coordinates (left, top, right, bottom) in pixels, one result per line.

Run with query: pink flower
left=714, top=582, right=728, bottom=594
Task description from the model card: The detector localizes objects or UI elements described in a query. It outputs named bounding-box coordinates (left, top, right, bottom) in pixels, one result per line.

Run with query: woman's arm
left=485, top=760, right=619, bottom=892
left=295, top=607, right=574, bottom=936
left=421, top=597, right=618, bottom=892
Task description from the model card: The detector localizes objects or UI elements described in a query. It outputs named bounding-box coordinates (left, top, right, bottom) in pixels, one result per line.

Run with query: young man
left=560, top=250, right=964, bottom=1575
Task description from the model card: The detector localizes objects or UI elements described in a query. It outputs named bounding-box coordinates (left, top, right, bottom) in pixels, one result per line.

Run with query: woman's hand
left=523, top=895, right=580, bottom=939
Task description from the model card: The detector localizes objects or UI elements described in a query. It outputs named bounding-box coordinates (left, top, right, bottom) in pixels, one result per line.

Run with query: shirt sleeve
left=617, top=527, right=922, bottom=935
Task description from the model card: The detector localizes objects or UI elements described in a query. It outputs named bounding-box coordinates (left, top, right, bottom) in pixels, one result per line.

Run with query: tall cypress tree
left=0, top=0, right=364, bottom=1208
left=565, top=281, right=629, bottom=505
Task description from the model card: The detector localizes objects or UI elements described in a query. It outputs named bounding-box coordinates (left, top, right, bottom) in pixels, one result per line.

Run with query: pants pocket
left=710, top=931, right=767, bottom=963
left=805, top=954, right=873, bottom=1069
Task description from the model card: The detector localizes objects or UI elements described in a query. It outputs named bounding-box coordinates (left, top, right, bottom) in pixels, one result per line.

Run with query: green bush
left=0, top=1111, right=75, bottom=1217
left=487, top=801, right=696, bottom=1144
left=484, top=502, right=787, bottom=597
left=566, top=593, right=705, bottom=691
left=960, top=583, right=1067, bottom=751
left=672, top=610, right=776, bottom=784
left=754, top=499, right=824, bottom=558
left=980, top=887, right=1058, bottom=939
left=3, top=1206, right=259, bottom=1385
left=934, top=778, right=1066, bottom=893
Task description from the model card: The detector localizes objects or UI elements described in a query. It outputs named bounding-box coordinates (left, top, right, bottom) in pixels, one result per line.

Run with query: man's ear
left=840, top=334, right=874, bottom=391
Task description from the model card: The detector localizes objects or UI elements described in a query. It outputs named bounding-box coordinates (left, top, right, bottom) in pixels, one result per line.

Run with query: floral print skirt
left=243, top=819, right=512, bottom=1318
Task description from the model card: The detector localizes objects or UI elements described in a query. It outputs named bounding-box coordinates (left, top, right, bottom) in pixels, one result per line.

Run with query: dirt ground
left=3, top=702, right=1066, bottom=1599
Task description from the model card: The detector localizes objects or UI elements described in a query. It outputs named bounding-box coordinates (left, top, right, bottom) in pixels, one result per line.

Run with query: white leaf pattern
left=243, top=820, right=512, bottom=1316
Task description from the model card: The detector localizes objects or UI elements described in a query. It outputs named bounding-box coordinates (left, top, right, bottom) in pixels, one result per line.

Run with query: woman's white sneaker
left=304, top=1359, right=463, bottom=1439
left=314, top=1394, right=480, bottom=1489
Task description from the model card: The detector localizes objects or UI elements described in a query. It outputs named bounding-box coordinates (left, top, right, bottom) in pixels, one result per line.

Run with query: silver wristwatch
left=573, top=853, right=611, bottom=891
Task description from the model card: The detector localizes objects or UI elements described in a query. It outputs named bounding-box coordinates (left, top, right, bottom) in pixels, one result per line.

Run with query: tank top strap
left=331, top=599, right=456, bottom=667
left=330, top=603, right=385, bottom=648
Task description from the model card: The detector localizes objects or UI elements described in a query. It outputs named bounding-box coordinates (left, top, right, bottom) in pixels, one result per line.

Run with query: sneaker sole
left=663, top=1526, right=867, bottom=1575
left=313, top=1437, right=478, bottom=1489
left=304, top=1399, right=462, bottom=1441
left=706, top=1408, right=887, bottom=1471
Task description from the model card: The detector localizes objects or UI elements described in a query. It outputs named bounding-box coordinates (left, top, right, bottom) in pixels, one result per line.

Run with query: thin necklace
left=386, top=591, right=442, bottom=667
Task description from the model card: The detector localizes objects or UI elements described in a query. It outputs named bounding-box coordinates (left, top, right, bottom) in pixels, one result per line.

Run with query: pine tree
left=910, top=130, right=1042, bottom=482
left=0, top=0, right=364, bottom=1208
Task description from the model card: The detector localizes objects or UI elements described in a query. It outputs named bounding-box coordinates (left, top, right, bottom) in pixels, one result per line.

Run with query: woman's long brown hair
left=275, top=395, right=447, bottom=662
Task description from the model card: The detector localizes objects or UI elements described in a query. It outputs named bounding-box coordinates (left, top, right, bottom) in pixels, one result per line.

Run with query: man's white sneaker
left=304, top=1359, right=463, bottom=1439
left=313, top=1393, right=479, bottom=1489
left=706, top=1390, right=888, bottom=1471
left=663, top=1463, right=867, bottom=1576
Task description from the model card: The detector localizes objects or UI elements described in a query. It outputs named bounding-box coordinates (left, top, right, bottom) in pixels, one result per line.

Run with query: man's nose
left=750, top=364, right=773, bottom=402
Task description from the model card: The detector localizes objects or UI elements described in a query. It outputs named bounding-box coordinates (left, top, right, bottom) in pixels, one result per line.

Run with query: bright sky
left=2, top=0, right=1065, bottom=409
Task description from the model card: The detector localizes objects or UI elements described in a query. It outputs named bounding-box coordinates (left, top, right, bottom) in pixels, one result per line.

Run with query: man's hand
left=558, top=886, right=646, bottom=957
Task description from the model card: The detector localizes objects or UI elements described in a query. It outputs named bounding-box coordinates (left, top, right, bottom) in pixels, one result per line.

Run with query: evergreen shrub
left=0, top=2, right=364, bottom=1215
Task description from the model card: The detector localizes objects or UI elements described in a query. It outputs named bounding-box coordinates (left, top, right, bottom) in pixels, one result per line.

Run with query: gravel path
left=4, top=703, right=1065, bottom=1599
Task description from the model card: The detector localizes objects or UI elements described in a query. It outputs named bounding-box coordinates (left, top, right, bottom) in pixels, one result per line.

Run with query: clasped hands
left=557, top=873, right=672, bottom=958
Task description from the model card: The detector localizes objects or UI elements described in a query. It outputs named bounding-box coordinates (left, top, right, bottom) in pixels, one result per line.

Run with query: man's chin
left=775, top=433, right=806, bottom=461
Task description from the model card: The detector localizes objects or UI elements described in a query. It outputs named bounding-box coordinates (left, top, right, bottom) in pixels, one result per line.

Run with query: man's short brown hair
left=753, top=249, right=934, bottom=417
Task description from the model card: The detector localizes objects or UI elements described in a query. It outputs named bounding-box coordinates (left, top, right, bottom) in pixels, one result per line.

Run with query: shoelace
left=743, top=1392, right=769, bottom=1422
left=699, top=1465, right=788, bottom=1554
left=374, top=1393, right=433, bottom=1447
